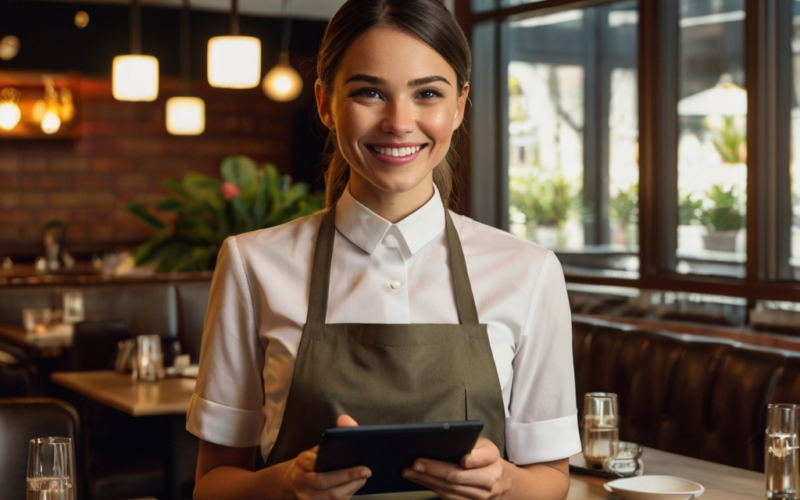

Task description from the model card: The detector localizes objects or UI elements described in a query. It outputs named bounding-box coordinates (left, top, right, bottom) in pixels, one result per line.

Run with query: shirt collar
left=335, top=183, right=446, bottom=257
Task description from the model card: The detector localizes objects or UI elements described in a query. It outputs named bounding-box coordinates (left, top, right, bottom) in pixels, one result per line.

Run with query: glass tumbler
left=135, top=334, right=165, bottom=382
left=582, top=392, right=620, bottom=466
left=27, top=437, right=76, bottom=500
left=766, top=403, right=800, bottom=499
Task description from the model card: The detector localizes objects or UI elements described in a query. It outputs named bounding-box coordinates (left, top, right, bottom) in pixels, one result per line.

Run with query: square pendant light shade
left=207, top=36, right=261, bottom=88
left=166, top=96, right=205, bottom=135
left=113, top=55, right=159, bottom=101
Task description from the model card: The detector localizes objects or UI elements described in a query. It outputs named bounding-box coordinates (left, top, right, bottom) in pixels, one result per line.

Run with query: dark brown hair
left=317, top=0, right=472, bottom=209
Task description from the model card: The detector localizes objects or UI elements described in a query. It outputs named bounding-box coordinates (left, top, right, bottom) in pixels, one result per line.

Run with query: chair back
left=0, top=398, right=80, bottom=500
left=0, top=340, right=32, bottom=397
left=66, top=320, right=130, bottom=371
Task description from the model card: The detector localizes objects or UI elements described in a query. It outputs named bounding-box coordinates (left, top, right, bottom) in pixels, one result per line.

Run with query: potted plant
left=609, top=185, right=638, bottom=248
left=509, top=173, right=580, bottom=248
left=708, top=116, right=747, bottom=166
left=126, top=155, right=324, bottom=272
left=699, top=185, right=745, bottom=252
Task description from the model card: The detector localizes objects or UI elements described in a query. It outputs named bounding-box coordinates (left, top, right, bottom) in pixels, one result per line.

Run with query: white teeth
left=375, top=145, right=422, bottom=157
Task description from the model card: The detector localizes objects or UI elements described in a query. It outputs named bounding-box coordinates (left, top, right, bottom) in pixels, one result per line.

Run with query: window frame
left=458, top=0, right=800, bottom=303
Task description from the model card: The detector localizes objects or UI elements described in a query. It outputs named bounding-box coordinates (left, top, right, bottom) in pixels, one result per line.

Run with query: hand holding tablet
left=315, top=420, right=484, bottom=495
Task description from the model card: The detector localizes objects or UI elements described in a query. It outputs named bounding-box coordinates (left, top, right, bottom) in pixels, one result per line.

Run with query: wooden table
left=568, top=446, right=764, bottom=499
left=52, top=370, right=198, bottom=500
left=51, top=370, right=195, bottom=416
left=0, top=323, right=72, bottom=357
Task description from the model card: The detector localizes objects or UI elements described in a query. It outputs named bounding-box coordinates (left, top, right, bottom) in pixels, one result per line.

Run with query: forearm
left=194, top=461, right=293, bottom=500
left=501, top=460, right=570, bottom=500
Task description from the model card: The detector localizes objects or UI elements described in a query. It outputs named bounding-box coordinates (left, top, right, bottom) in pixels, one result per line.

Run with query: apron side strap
left=306, top=208, right=337, bottom=326
left=444, top=210, right=480, bottom=325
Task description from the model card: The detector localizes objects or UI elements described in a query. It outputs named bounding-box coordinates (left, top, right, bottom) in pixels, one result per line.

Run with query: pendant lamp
left=207, top=0, right=261, bottom=89
left=166, top=0, right=205, bottom=135
left=113, top=0, right=159, bottom=102
left=0, top=88, right=21, bottom=131
left=262, top=0, right=302, bottom=102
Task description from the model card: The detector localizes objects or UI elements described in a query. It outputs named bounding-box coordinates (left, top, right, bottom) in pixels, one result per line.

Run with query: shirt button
left=389, top=279, right=402, bottom=291
left=384, top=235, right=398, bottom=248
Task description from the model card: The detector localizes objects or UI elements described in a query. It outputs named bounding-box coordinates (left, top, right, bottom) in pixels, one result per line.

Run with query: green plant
left=709, top=116, right=747, bottom=164
left=509, top=173, right=580, bottom=228
left=609, top=186, right=638, bottom=227
left=700, top=185, right=745, bottom=233
left=126, top=155, right=325, bottom=272
left=678, top=193, right=703, bottom=226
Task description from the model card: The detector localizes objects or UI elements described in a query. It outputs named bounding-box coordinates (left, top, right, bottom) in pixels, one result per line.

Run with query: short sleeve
left=186, top=236, right=266, bottom=448
left=506, top=250, right=581, bottom=464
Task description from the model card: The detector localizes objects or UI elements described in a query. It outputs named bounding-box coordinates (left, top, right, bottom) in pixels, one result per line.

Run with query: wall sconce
left=207, top=0, right=261, bottom=89
left=262, top=0, right=302, bottom=102
left=0, top=88, right=22, bottom=131
left=166, top=0, right=205, bottom=135
left=113, top=0, right=159, bottom=101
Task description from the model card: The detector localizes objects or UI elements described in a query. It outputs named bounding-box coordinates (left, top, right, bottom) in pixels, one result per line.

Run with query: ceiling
left=39, top=0, right=350, bottom=20
left=39, top=0, right=456, bottom=21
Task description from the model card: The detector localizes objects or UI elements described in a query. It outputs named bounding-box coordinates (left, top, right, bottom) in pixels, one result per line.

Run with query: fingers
left=402, top=465, right=491, bottom=500
left=461, top=438, right=500, bottom=470
left=404, top=459, right=496, bottom=489
left=337, top=414, right=359, bottom=427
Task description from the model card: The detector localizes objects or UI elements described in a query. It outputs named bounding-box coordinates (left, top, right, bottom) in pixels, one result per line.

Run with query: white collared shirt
left=186, top=185, right=581, bottom=464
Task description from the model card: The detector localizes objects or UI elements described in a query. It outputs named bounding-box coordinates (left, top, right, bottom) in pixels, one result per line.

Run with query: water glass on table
left=135, top=334, right=165, bottom=382
left=766, top=403, right=800, bottom=499
left=582, top=392, right=619, bottom=467
left=27, top=437, right=76, bottom=500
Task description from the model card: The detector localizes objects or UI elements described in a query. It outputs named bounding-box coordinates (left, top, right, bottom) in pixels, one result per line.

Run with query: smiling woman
left=189, top=2, right=579, bottom=500
left=316, top=26, right=469, bottom=222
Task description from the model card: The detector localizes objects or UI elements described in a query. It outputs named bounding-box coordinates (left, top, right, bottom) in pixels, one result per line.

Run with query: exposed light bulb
left=262, top=54, right=303, bottom=102
left=0, top=35, right=20, bottom=61
left=41, top=110, right=62, bottom=135
left=74, top=11, right=90, bottom=29
left=113, top=55, right=159, bottom=102
left=0, top=102, right=21, bottom=130
left=207, top=36, right=261, bottom=89
left=166, top=96, right=205, bottom=135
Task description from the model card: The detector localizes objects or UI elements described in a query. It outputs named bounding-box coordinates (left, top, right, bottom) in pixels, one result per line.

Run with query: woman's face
left=316, top=26, right=469, bottom=214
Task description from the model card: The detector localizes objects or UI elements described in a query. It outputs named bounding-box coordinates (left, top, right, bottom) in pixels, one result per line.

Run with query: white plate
left=603, top=475, right=704, bottom=500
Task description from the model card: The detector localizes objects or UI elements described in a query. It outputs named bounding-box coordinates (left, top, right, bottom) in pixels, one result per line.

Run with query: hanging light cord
left=281, top=0, right=292, bottom=55
left=229, top=0, right=240, bottom=36
left=181, top=0, right=191, bottom=95
left=130, top=0, right=141, bottom=54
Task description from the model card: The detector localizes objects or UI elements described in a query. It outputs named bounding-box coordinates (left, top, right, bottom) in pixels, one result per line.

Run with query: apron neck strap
left=305, top=205, right=480, bottom=326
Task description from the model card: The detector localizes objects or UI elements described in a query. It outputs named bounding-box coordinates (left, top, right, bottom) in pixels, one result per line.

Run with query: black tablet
left=314, top=420, right=483, bottom=495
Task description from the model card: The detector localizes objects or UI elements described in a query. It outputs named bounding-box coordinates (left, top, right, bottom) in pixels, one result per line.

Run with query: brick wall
left=0, top=72, right=320, bottom=260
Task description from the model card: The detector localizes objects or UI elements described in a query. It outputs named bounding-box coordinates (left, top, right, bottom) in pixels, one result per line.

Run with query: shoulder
left=449, top=210, right=555, bottom=267
left=220, top=211, right=325, bottom=272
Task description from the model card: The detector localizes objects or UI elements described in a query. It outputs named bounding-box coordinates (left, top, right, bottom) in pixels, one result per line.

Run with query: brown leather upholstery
left=0, top=398, right=80, bottom=500
left=62, top=320, right=130, bottom=372
left=573, top=316, right=800, bottom=472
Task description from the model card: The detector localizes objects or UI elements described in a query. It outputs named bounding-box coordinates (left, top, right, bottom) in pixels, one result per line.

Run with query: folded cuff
left=186, top=393, right=265, bottom=448
left=505, top=413, right=582, bottom=464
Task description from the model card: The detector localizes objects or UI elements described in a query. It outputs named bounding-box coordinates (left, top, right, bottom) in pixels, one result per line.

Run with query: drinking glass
left=27, top=437, right=76, bottom=500
left=135, top=334, right=165, bottom=382
left=582, top=392, right=619, bottom=466
left=22, top=308, right=52, bottom=334
left=766, top=403, right=800, bottom=499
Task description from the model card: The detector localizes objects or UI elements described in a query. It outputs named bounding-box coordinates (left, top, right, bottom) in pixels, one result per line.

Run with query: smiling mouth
left=368, top=145, right=426, bottom=157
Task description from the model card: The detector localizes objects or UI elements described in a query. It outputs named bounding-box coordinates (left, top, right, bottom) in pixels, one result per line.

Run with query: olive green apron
left=265, top=206, right=506, bottom=498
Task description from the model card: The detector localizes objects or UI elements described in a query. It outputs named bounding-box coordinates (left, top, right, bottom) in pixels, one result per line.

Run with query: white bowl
left=603, top=475, right=704, bottom=500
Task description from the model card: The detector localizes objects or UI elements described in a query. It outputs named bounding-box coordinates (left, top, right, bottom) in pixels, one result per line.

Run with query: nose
left=381, top=98, right=415, bottom=135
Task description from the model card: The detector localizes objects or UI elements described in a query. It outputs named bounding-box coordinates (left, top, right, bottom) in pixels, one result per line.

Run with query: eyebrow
left=344, top=74, right=452, bottom=86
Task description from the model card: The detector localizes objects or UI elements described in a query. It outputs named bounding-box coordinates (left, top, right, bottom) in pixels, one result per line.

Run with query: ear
left=452, top=83, right=470, bottom=131
left=315, top=81, right=335, bottom=130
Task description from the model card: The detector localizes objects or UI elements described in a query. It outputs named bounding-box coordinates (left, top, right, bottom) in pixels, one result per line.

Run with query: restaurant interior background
left=3, top=0, right=800, bottom=499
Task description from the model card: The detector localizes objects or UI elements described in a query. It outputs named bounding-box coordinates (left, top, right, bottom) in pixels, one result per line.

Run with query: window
left=466, top=0, right=800, bottom=305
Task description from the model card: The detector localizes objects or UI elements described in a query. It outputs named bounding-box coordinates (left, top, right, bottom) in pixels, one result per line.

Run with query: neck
left=348, top=179, right=435, bottom=223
